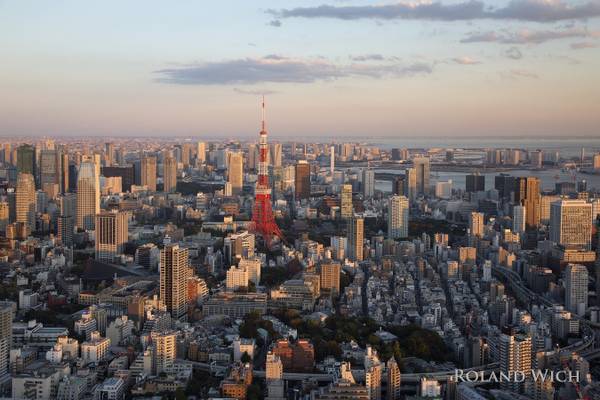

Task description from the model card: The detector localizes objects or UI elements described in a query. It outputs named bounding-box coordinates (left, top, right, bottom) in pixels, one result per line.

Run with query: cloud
left=155, top=55, right=432, bottom=85
left=268, top=0, right=600, bottom=23
left=268, top=19, right=282, bottom=27
left=350, top=54, right=386, bottom=61
left=233, top=88, right=280, bottom=95
left=500, top=69, right=539, bottom=79
left=461, top=27, right=597, bottom=44
left=505, top=46, right=523, bottom=59
left=570, top=41, right=598, bottom=49
left=451, top=56, right=481, bottom=64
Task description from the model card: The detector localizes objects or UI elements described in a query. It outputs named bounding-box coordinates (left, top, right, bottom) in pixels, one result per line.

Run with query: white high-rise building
left=226, top=265, right=249, bottom=291
left=513, top=205, right=526, bottom=234
left=266, top=351, right=285, bottom=400
left=76, top=161, right=99, bottom=231
left=550, top=199, right=593, bottom=250
left=388, top=195, right=409, bottom=239
left=565, top=263, right=588, bottom=316
left=364, top=345, right=382, bottom=400
left=330, top=145, right=335, bottom=176
left=197, top=141, right=206, bottom=164
left=239, top=257, right=261, bottom=286
left=362, top=168, right=375, bottom=198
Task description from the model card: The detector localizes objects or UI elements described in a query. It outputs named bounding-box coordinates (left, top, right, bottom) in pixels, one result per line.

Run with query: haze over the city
left=1, top=0, right=599, bottom=138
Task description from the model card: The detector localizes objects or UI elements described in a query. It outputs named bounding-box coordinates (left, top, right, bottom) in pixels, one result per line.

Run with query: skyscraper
left=404, top=168, right=417, bottom=201
left=565, top=263, right=588, bottom=316
left=95, top=210, right=129, bottom=263
left=76, top=161, right=99, bottom=231
left=16, top=144, right=36, bottom=176
left=270, top=143, right=282, bottom=168
left=392, top=175, right=405, bottom=196
left=347, top=216, right=364, bottom=262
left=388, top=195, right=409, bottom=239
left=364, top=346, right=382, bottom=400
left=163, top=156, right=177, bottom=193
left=340, top=184, right=353, bottom=219
left=16, top=173, right=36, bottom=231
left=515, top=177, right=541, bottom=227
left=160, top=244, right=192, bottom=320
left=141, top=155, right=157, bottom=191
left=468, top=212, right=484, bottom=238
left=228, top=152, right=244, bottom=195
left=513, top=205, right=526, bottom=234
left=197, top=141, right=206, bottom=164
left=466, top=173, right=485, bottom=193
left=362, top=168, right=375, bottom=198
left=550, top=199, right=592, bottom=250
left=295, top=160, right=310, bottom=201
left=330, top=145, right=335, bottom=176
left=413, top=157, right=430, bottom=195
left=40, top=149, right=62, bottom=192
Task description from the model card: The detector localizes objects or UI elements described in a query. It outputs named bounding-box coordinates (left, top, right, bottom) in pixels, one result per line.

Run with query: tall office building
left=387, top=358, right=401, bottom=400
left=330, top=145, right=335, bottom=176
left=57, top=215, right=74, bottom=246
left=392, top=175, right=405, bottom=196
left=141, top=156, right=157, bottom=191
left=565, top=263, right=588, bottom=316
left=270, top=143, right=282, bottom=168
left=181, top=143, right=192, bottom=168
left=515, top=177, right=541, bottom=227
left=0, top=303, right=13, bottom=379
left=40, top=149, right=62, bottom=193
left=413, top=157, right=430, bottom=195
left=197, top=141, right=206, bottom=164
left=61, top=153, right=69, bottom=193
left=16, top=173, right=36, bottom=230
left=295, top=160, right=310, bottom=200
left=76, top=161, right=99, bottom=231
left=404, top=168, right=417, bottom=201
left=347, top=216, right=364, bottom=262
left=495, top=174, right=516, bottom=201
left=362, top=169, right=375, bottom=198
left=388, top=195, right=409, bottom=239
left=340, top=184, right=353, bottom=219
left=498, top=333, right=532, bottom=392
left=104, top=142, right=114, bottom=166
left=513, top=205, right=526, bottom=234
left=16, top=144, right=36, bottom=176
left=160, top=244, right=192, bottom=320
left=468, top=212, right=484, bottom=238
left=550, top=199, right=592, bottom=250
left=163, top=156, right=177, bottom=193
left=228, top=152, right=244, bottom=195
left=320, top=261, right=341, bottom=296
left=466, top=173, right=485, bottom=193
left=95, top=210, right=129, bottom=263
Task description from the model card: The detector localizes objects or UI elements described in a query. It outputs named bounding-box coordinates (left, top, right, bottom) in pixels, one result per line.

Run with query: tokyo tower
left=251, top=97, right=283, bottom=245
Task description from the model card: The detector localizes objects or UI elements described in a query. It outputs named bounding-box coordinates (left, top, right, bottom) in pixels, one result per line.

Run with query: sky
left=0, top=0, right=599, bottom=139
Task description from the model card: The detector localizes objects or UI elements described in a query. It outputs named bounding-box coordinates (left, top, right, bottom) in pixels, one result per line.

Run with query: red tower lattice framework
left=251, top=97, right=283, bottom=245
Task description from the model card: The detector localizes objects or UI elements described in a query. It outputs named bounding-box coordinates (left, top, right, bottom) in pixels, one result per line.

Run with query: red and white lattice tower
left=251, top=97, right=283, bottom=245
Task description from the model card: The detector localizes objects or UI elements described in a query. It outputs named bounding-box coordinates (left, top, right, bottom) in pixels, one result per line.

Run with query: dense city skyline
left=1, top=0, right=600, bottom=137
